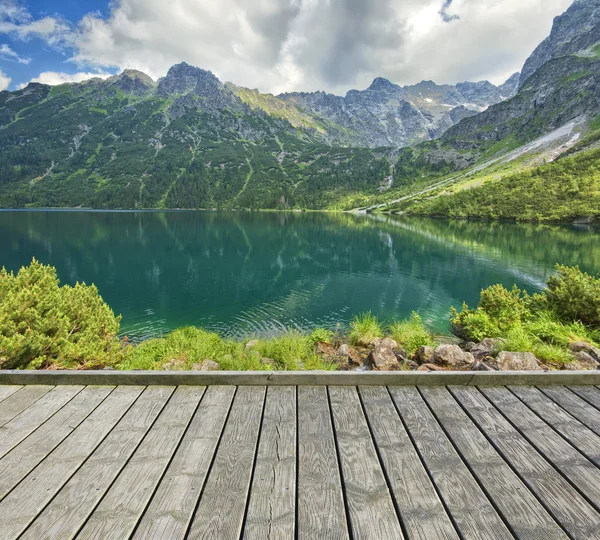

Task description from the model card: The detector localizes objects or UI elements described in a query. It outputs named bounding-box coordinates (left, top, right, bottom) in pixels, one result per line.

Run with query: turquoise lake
left=1, top=210, right=598, bottom=340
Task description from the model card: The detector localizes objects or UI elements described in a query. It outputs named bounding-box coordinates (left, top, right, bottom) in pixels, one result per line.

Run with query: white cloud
left=21, top=70, right=112, bottom=87
left=0, top=69, right=12, bottom=91
left=0, top=0, right=577, bottom=94
left=0, top=43, right=30, bottom=64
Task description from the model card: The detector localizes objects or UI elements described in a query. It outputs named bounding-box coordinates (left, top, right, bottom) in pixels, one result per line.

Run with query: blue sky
left=0, top=0, right=574, bottom=94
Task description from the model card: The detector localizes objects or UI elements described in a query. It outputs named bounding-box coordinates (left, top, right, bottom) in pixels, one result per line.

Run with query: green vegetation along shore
left=1, top=260, right=599, bottom=372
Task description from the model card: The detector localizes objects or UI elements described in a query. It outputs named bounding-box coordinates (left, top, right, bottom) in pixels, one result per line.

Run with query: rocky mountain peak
left=367, top=77, right=400, bottom=92
left=498, top=72, right=520, bottom=98
left=519, top=0, right=600, bottom=88
left=107, top=69, right=155, bottom=96
left=157, top=62, right=223, bottom=97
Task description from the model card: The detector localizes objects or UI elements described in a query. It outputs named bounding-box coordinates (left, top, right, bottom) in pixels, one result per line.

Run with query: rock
left=366, top=338, right=401, bottom=371
left=162, top=358, right=187, bottom=371
left=470, top=338, right=505, bottom=360
left=472, top=358, right=497, bottom=371
left=315, top=341, right=337, bottom=356
left=416, top=346, right=435, bottom=365
left=245, top=339, right=259, bottom=350
left=192, top=359, right=220, bottom=371
left=564, top=351, right=599, bottom=371
left=464, top=342, right=477, bottom=352
left=496, top=351, right=541, bottom=371
left=348, top=347, right=370, bottom=369
left=417, top=365, right=431, bottom=372
left=422, top=363, right=447, bottom=372
left=433, top=344, right=475, bottom=369
left=338, top=343, right=350, bottom=356
left=569, top=342, right=600, bottom=361
left=404, top=360, right=419, bottom=371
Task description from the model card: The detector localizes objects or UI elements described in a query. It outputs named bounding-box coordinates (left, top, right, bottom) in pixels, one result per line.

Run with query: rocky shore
left=312, top=337, right=600, bottom=372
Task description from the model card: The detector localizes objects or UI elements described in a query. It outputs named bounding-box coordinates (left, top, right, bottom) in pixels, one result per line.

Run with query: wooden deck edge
left=0, top=370, right=598, bottom=386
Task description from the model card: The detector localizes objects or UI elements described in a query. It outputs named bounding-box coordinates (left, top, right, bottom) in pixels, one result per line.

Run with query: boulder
left=162, top=358, right=187, bottom=371
left=366, top=338, right=401, bottom=371
left=315, top=341, right=337, bottom=356
left=416, top=346, right=435, bottom=365
left=348, top=347, right=370, bottom=369
left=495, top=351, right=541, bottom=371
left=245, top=339, right=259, bottom=350
left=404, top=360, right=419, bottom=371
left=472, top=359, right=497, bottom=371
left=569, top=342, right=600, bottom=362
left=563, top=351, right=599, bottom=371
left=192, top=359, right=220, bottom=371
left=433, top=344, right=475, bottom=369
left=470, top=338, right=505, bottom=360
left=338, top=344, right=350, bottom=356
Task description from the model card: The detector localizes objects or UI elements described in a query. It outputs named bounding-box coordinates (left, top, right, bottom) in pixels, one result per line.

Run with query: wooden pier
left=0, top=372, right=599, bottom=539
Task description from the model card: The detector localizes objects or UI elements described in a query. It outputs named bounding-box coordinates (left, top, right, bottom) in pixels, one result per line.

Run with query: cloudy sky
left=0, top=0, right=574, bottom=94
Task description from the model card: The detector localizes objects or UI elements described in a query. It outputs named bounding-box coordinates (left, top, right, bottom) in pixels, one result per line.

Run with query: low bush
left=388, top=312, right=433, bottom=355
left=0, top=259, right=124, bottom=370
left=349, top=312, right=383, bottom=346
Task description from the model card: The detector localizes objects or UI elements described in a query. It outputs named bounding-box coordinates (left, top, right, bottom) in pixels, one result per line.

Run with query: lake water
left=1, top=210, right=598, bottom=340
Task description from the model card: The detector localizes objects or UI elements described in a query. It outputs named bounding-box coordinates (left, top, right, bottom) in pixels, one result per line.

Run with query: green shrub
left=527, top=311, right=593, bottom=347
left=308, top=328, right=334, bottom=345
left=349, top=312, right=383, bottom=346
left=544, top=265, right=600, bottom=328
left=478, top=284, right=529, bottom=330
left=0, top=259, right=124, bottom=370
left=450, top=304, right=500, bottom=342
left=388, top=312, right=433, bottom=355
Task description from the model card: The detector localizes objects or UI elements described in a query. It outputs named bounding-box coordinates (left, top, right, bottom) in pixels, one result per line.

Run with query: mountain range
left=0, top=0, right=598, bottom=211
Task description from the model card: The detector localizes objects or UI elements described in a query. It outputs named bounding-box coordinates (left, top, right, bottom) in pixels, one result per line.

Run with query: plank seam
left=0, top=386, right=87, bottom=460
left=566, top=386, right=600, bottom=413
left=385, top=386, right=465, bottom=540
left=478, top=387, right=600, bottom=514
left=9, top=385, right=144, bottom=536
left=447, top=386, right=575, bottom=539
left=536, top=386, right=600, bottom=437
left=239, top=386, right=268, bottom=539
left=0, top=386, right=23, bottom=406
left=506, top=386, right=600, bottom=467
left=0, top=385, right=55, bottom=429
left=415, top=386, right=519, bottom=539
left=182, top=386, right=239, bottom=540
left=126, top=386, right=208, bottom=540
left=326, top=386, right=354, bottom=540
left=294, top=385, right=299, bottom=540
left=0, top=385, right=118, bottom=505
left=356, top=386, right=409, bottom=540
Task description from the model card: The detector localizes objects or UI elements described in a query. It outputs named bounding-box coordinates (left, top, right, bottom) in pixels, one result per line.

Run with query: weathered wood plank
left=568, top=386, right=600, bottom=411
left=76, top=386, right=204, bottom=540
left=0, top=385, right=113, bottom=502
left=297, top=386, right=349, bottom=540
left=243, top=386, right=296, bottom=540
left=328, top=386, right=404, bottom=539
left=187, top=386, right=266, bottom=540
left=389, top=386, right=512, bottom=540
left=0, top=385, right=82, bottom=459
left=482, top=386, right=600, bottom=509
left=539, top=386, right=600, bottom=436
left=20, top=386, right=174, bottom=540
left=510, top=386, right=600, bottom=466
left=359, top=386, right=458, bottom=540
left=421, top=386, right=567, bottom=539
left=133, top=386, right=236, bottom=540
left=0, top=385, right=142, bottom=539
left=0, top=385, right=53, bottom=428
left=0, top=385, right=22, bottom=404
left=451, top=386, right=600, bottom=540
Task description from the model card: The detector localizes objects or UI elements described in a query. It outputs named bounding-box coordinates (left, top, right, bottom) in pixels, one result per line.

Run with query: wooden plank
left=389, top=386, right=512, bottom=540
left=359, top=386, right=458, bottom=540
left=328, top=386, right=404, bottom=539
left=20, top=386, right=174, bottom=540
left=243, top=386, right=296, bottom=540
left=539, top=386, right=600, bottom=436
left=0, top=385, right=113, bottom=501
left=420, top=386, right=567, bottom=539
left=296, top=386, right=349, bottom=540
left=482, top=386, right=600, bottom=509
left=76, top=386, right=204, bottom=540
left=510, top=386, right=600, bottom=466
left=3, top=369, right=600, bottom=386
left=451, top=386, right=600, bottom=540
left=0, top=385, right=83, bottom=459
left=133, top=386, right=236, bottom=540
left=0, top=385, right=143, bottom=539
left=569, top=385, right=600, bottom=411
left=0, top=385, right=53, bottom=427
left=187, top=386, right=266, bottom=540
left=0, top=385, right=22, bottom=403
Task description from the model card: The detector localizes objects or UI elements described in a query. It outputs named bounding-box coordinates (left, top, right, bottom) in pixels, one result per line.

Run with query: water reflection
left=0, top=210, right=598, bottom=339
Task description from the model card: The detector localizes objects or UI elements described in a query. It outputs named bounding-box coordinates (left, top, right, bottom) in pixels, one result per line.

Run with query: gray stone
left=569, top=342, right=600, bottom=361
left=192, top=359, right=220, bottom=371
left=470, top=338, right=505, bottom=360
left=564, top=351, right=600, bottom=371
left=338, top=344, right=350, bottom=356
left=367, top=338, right=401, bottom=371
left=416, top=346, right=435, bottom=365
left=496, top=351, right=541, bottom=371
left=433, top=344, right=475, bottom=369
